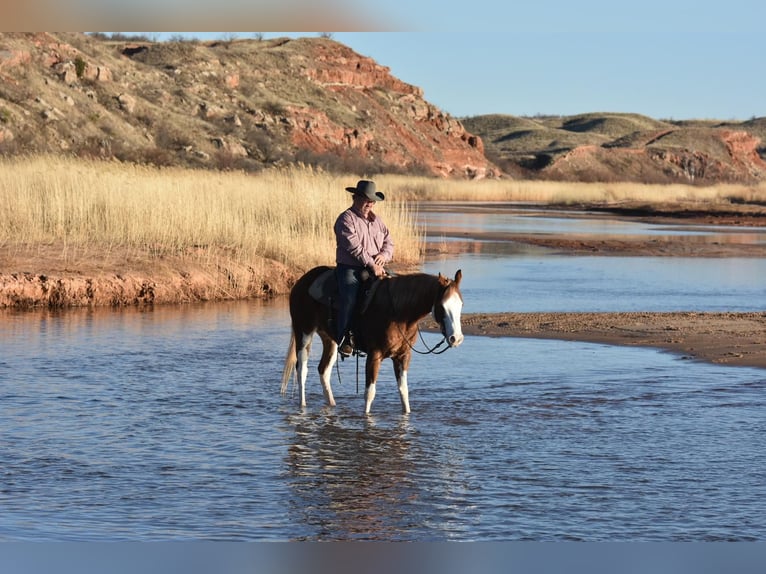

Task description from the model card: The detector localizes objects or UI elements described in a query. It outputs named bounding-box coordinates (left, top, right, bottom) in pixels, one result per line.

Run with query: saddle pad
left=308, top=268, right=337, bottom=304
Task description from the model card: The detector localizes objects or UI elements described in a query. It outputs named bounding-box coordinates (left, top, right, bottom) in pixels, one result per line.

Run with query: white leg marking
left=296, top=333, right=312, bottom=407
left=320, top=343, right=338, bottom=406
left=364, top=383, right=376, bottom=414
left=397, top=369, right=410, bottom=414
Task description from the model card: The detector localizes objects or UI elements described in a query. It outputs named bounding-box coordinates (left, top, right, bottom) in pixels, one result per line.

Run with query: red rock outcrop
left=290, top=41, right=497, bottom=178
left=0, top=32, right=498, bottom=179
left=543, top=129, right=766, bottom=184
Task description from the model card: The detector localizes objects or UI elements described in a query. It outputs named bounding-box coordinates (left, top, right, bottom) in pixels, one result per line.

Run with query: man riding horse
left=281, top=178, right=462, bottom=414
left=333, top=180, right=393, bottom=358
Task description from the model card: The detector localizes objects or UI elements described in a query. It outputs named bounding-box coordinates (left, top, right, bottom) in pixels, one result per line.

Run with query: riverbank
left=421, top=202, right=766, bottom=370
left=0, top=244, right=298, bottom=308
left=454, top=311, right=766, bottom=370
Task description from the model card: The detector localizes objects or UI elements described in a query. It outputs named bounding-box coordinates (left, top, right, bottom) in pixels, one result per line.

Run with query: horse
left=281, top=266, right=464, bottom=414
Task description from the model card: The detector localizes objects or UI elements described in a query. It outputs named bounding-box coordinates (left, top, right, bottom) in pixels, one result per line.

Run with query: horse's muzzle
left=447, top=333, right=464, bottom=347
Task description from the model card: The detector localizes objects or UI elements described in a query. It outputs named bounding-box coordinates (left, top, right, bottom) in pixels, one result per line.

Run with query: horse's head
left=433, top=270, right=464, bottom=348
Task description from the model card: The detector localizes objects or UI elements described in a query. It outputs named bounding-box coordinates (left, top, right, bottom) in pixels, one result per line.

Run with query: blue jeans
left=335, top=264, right=364, bottom=343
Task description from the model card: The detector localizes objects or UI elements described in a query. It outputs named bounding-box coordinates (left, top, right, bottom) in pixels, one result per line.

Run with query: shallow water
left=2, top=209, right=765, bottom=541
left=423, top=252, right=766, bottom=312
left=419, top=202, right=766, bottom=244
left=419, top=203, right=766, bottom=313
left=2, top=299, right=765, bottom=541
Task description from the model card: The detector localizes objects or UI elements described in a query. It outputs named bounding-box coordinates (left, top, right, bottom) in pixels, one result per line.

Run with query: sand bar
left=445, top=311, right=766, bottom=370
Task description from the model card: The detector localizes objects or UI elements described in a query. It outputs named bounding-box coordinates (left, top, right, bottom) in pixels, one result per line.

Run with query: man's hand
left=370, top=262, right=386, bottom=277
left=373, top=254, right=386, bottom=267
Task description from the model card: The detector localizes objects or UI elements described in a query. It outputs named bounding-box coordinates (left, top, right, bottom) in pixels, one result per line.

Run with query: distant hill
left=462, top=113, right=766, bottom=183
left=0, top=32, right=495, bottom=179
left=1, top=32, right=764, bottom=184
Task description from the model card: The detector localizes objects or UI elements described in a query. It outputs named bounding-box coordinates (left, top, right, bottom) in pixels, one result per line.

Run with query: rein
left=334, top=342, right=362, bottom=394
left=387, top=280, right=450, bottom=355
left=408, top=324, right=449, bottom=355
left=333, top=272, right=374, bottom=393
left=337, top=324, right=446, bottom=395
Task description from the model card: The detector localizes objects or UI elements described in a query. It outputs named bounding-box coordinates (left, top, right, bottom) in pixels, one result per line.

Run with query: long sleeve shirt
left=334, top=206, right=394, bottom=268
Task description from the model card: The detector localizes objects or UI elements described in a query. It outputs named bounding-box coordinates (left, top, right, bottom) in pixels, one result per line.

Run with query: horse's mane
left=383, top=273, right=442, bottom=318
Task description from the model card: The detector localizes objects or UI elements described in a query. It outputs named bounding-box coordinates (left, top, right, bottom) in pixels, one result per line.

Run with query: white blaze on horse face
left=438, top=291, right=464, bottom=347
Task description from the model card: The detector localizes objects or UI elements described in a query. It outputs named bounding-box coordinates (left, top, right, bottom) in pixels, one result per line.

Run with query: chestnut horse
left=281, top=266, right=464, bottom=414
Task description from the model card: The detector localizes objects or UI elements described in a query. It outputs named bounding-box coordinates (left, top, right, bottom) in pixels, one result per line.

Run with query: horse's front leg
left=317, top=333, right=338, bottom=407
left=392, top=353, right=411, bottom=414
left=364, top=352, right=383, bottom=414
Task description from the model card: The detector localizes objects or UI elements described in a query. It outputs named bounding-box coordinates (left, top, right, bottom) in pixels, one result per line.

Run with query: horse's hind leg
left=317, top=334, right=338, bottom=407
left=295, top=331, right=313, bottom=407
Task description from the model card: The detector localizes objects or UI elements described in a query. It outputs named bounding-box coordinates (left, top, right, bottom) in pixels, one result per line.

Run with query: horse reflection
left=284, top=413, right=421, bottom=540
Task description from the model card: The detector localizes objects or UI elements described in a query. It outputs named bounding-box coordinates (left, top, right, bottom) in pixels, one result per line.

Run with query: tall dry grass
left=2, top=155, right=764, bottom=278
left=375, top=174, right=766, bottom=205
left=0, top=156, right=424, bottom=272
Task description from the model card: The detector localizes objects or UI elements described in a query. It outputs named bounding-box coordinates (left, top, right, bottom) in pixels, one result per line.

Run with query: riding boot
left=335, top=264, right=361, bottom=358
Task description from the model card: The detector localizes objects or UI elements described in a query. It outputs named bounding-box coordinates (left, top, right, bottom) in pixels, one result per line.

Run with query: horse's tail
left=280, top=332, right=297, bottom=396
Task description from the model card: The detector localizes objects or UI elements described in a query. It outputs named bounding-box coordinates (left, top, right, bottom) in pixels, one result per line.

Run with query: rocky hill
left=1, top=32, right=764, bottom=184
left=0, top=32, right=494, bottom=178
left=463, top=113, right=766, bottom=184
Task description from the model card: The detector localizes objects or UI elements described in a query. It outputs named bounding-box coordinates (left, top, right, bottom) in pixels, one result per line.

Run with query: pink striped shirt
left=334, top=206, right=394, bottom=268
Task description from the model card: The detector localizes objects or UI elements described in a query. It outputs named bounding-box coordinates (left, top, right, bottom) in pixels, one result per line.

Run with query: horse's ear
left=454, top=269, right=462, bottom=286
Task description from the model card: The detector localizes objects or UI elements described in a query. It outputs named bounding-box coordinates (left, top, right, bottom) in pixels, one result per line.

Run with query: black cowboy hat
left=345, top=180, right=385, bottom=202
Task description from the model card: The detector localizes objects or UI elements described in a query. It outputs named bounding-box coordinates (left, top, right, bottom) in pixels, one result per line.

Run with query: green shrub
left=74, top=56, right=86, bottom=78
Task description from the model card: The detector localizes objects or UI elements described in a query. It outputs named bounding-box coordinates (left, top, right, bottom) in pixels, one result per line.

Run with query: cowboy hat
left=345, top=180, right=385, bottom=201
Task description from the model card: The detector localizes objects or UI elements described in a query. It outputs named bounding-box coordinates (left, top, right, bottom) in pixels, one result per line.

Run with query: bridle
left=389, top=283, right=452, bottom=355
left=408, top=324, right=450, bottom=355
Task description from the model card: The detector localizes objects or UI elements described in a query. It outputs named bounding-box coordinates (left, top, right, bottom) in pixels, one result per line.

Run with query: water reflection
left=423, top=253, right=766, bottom=313
left=419, top=202, right=766, bottom=245
left=285, top=411, right=418, bottom=540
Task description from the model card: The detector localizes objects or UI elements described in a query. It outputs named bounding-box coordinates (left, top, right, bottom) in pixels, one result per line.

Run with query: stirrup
left=338, top=334, right=354, bottom=358
left=339, top=342, right=354, bottom=358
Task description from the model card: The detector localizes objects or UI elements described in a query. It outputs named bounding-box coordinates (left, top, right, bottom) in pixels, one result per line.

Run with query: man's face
left=354, top=195, right=376, bottom=218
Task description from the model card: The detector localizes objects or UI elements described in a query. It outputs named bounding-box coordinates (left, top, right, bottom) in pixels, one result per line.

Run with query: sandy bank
left=451, top=311, right=766, bottom=370
left=0, top=245, right=297, bottom=309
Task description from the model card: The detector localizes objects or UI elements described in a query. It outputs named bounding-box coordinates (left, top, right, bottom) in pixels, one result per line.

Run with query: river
left=1, top=207, right=765, bottom=541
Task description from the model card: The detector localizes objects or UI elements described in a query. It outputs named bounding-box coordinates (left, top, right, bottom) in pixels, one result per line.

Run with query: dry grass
left=0, top=156, right=424, bottom=273
left=3, top=156, right=765, bottom=307
left=375, top=174, right=766, bottom=207
left=2, top=155, right=764, bottom=281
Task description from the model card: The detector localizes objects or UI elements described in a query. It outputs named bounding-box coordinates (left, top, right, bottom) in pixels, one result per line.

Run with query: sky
left=6, top=0, right=764, bottom=121
left=196, top=29, right=766, bottom=121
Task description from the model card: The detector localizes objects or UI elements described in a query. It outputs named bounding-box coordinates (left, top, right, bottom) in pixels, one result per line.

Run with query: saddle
left=307, top=267, right=384, bottom=314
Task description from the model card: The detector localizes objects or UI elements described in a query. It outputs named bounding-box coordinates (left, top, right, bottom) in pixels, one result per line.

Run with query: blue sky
left=103, top=0, right=763, bottom=121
